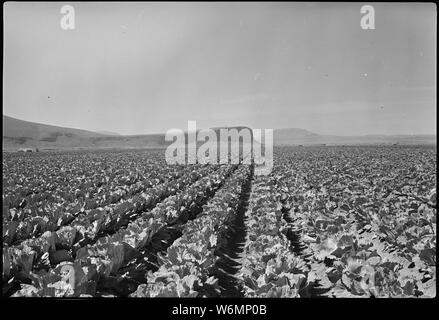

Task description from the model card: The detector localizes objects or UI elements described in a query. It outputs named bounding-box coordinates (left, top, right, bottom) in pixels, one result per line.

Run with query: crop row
left=2, top=164, right=197, bottom=246
left=2, top=151, right=168, bottom=211
left=3, top=159, right=178, bottom=225
left=237, top=174, right=321, bottom=297
left=130, top=164, right=253, bottom=297
left=6, top=165, right=233, bottom=297
left=265, top=146, right=436, bottom=297
left=3, top=164, right=213, bottom=295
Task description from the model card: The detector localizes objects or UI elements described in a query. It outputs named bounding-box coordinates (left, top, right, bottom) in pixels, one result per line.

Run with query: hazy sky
left=3, top=2, right=436, bottom=135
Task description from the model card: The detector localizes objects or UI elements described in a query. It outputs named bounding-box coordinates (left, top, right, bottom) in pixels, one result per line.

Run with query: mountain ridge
left=2, top=115, right=436, bottom=150
left=96, top=130, right=121, bottom=136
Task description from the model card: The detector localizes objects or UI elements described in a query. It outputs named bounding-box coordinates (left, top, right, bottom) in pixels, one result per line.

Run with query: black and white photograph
left=1, top=1, right=436, bottom=307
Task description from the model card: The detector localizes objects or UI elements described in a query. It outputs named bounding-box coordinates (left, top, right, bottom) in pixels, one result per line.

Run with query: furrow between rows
left=129, top=164, right=253, bottom=297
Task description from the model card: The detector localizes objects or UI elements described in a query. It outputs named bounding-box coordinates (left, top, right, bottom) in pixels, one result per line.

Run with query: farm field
left=2, top=145, right=436, bottom=298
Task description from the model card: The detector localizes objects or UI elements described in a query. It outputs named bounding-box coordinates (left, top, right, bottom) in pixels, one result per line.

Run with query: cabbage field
left=2, top=146, right=436, bottom=298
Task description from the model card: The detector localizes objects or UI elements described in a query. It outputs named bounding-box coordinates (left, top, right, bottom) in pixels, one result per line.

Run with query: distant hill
left=96, top=130, right=120, bottom=136
left=274, top=128, right=436, bottom=146
left=274, top=128, right=320, bottom=145
left=3, top=115, right=105, bottom=139
left=2, top=115, right=166, bottom=150
left=2, top=115, right=436, bottom=151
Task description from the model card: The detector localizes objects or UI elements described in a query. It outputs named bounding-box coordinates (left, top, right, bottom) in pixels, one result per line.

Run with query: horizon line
left=3, top=114, right=437, bottom=137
